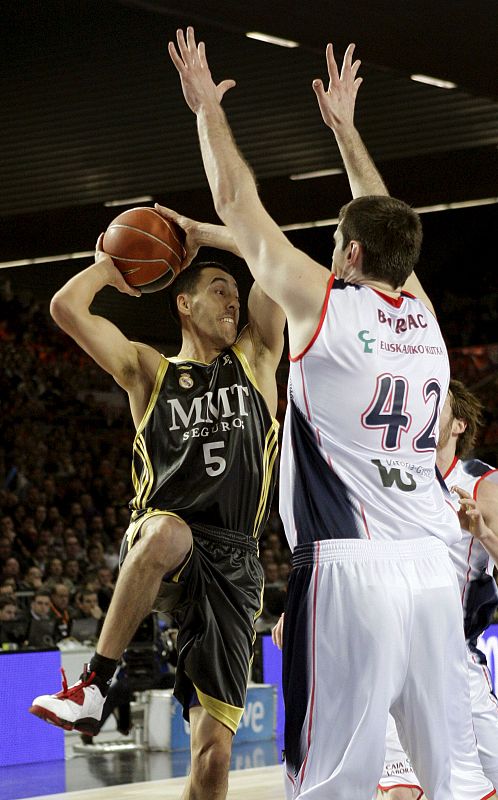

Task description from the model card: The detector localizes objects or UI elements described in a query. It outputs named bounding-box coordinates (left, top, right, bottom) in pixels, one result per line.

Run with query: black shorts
left=120, top=514, right=264, bottom=733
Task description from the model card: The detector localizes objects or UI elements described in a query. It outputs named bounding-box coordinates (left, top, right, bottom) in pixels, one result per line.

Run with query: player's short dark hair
left=448, top=379, right=484, bottom=458
left=168, top=261, right=234, bottom=325
left=338, top=196, right=423, bottom=289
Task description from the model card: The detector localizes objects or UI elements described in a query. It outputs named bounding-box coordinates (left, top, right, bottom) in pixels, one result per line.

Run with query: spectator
left=19, top=565, right=43, bottom=592
left=29, top=590, right=52, bottom=621
left=49, top=583, right=72, bottom=640
left=72, top=589, right=104, bottom=622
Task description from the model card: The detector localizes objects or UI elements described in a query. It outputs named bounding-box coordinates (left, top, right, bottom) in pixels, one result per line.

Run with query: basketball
left=102, top=207, right=186, bottom=293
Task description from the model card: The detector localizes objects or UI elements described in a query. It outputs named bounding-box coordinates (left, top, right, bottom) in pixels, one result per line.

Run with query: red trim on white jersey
left=474, top=469, right=498, bottom=500
left=480, top=791, right=497, bottom=800
left=443, top=455, right=459, bottom=481
left=372, top=288, right=405, bottom=308
left=360, top=502, right=372, bottom=540
left=290, top=274, right=335, bottom=362
left=378, top=784, right=423, bottom=800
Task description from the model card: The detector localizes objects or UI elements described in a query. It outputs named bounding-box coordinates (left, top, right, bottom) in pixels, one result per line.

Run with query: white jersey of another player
left=445, top=457, right=498, bottom=641
left=280, top=275, right=461, bottom=549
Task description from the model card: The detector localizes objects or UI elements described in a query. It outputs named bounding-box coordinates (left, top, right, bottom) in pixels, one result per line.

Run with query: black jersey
left=130, top=345, right=279, bottom=540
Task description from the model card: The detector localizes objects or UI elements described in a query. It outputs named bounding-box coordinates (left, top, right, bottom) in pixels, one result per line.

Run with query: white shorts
left=282, top=537, right=494, bottom=800
left=380, top=648, right=498, bottom=798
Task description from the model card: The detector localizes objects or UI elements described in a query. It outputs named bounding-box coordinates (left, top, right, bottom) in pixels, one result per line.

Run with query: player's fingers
left=176, top=29, right=190, bottom=62
left=325, top=43, right=340, bottom=86
left=95, top=233, right=105, bottom=252
left=186, top=26, right=197, bottom=55
left=452, top=485, right=472, bottom=499
left=354, top=77, right=363, bottom=93
left=351, top=59, right=362, bottom=79
left=168, top=41, right=184, bottom=71
left=340, top=43, right=356, bottom=81
left=217, top=79, right=236, bottom=100
left=312, top=78, right=326, bottom=99
left=154, top=203, right=180, bottom=222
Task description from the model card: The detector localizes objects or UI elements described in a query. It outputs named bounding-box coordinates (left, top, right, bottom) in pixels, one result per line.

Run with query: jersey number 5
left=203, top=441, right=227, bottom=477
left=361, top=374, right=441, bottom=452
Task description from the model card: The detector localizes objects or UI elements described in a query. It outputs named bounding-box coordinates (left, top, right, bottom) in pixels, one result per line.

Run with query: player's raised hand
left=312, top=43, right=362, bottom=132
left=154, top=204, right=200, bottom=268
left=94, top=235, right=141, bottom=297
left=169, top=27, right=236, bottom=114
left=453, top=485, right=493, bottom=541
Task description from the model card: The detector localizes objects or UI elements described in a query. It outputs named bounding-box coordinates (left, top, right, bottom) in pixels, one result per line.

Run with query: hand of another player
left=312, top=43, right=362, bottom=132
left=272, top=612, right=285, bottom=650
left=168, top=27, right=236, bottom=114
left=154, top=204, right=200, bottom=268
left=94, top=234, right=141, bottom=297
left=453, top=485, right=494, bottom=542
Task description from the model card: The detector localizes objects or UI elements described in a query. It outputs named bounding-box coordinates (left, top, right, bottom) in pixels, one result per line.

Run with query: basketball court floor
left=2, top=733, right=285, bottom=800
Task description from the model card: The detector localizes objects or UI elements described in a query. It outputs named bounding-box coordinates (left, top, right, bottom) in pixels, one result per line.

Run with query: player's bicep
left=51, top=298, right=140, bottom=389
left=476, top=479, right=498, bottom=536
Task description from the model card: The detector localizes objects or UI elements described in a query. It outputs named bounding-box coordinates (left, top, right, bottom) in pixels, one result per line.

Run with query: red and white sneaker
left=29, top=665, right=105, bottom=735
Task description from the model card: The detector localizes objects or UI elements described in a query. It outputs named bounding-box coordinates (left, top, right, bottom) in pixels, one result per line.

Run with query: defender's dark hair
left=338, top=196, right=423, bottom=289
left=168, top=261, right=234, bottom=325
left=448, top=379, right=484, bottom=458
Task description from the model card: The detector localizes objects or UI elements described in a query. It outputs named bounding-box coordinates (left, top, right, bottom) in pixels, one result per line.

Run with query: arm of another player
left=169, top=28, right=329, bottom=354
left=314, top=42, right=435, bottom=316
left=313, top=42, right=387, bottom=199
left=50, top=252, right=159, bottom=398
left=154, top=203, right=244, bottom=263
left=454, top=484, right=498, bottom=563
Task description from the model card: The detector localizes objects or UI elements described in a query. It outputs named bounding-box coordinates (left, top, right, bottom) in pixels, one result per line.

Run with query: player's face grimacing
left=190, top=268, right=240, bottom=348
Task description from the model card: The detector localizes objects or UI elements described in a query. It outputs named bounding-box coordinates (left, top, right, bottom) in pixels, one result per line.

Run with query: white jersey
left=280, top=275, right=461, bottom=549
left=445, top=457, right=498, bottom=639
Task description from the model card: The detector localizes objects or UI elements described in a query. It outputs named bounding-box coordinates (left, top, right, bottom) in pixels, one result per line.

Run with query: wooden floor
left=32, top=765, right=286, bottom=800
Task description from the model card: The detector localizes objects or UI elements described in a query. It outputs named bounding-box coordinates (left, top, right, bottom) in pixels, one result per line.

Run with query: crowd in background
left=1, top=278, right=497, bottom=650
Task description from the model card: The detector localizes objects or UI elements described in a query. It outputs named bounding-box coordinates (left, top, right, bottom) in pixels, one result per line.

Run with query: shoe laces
left=58, top=663, right=96, bottom=697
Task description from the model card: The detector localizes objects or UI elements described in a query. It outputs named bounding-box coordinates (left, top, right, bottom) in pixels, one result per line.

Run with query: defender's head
left=333, top=196, right=423, bottom=290
left=438, top=379, right=484, bottom=458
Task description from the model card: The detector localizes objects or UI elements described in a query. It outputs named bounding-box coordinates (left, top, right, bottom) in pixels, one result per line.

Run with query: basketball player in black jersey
left=29, top=217, right=285, bottom=799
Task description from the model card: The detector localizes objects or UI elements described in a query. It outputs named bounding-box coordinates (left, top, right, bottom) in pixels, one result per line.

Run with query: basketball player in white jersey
left=169, top=28, right=495, bottom=799
left=379, top=380, right=498, bottom=800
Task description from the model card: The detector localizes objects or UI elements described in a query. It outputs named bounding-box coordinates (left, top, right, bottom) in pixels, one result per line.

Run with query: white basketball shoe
left=29, top=665, right=105, bottom=735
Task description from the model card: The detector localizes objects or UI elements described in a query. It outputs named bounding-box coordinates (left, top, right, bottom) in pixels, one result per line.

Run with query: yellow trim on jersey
left=193, top=685, right=242, bottom=734
left=231, top=344, right=260, bottom=392
left=232, top=345, right=280, bottom=430
left=249, top=577, right=265, bottom=670
left=130, top=355, right=168, bottom=510
left=135, top=355, right=169, bottom=437
left=125, top=508, right=184, bottom=552
left=134, top=434, right=155, bottom=508
left=253, top=420, right=279, bottom=538
left=168, top=355, right=210, bottom=366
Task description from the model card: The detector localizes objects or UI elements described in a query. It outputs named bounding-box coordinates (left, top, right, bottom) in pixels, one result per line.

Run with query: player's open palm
left=313, top=42, right=362, bottom=131
left=169, top=27, right=235, bottom=114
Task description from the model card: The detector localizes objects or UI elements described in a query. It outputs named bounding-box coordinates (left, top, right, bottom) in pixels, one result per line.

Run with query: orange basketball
left=102, top=207, right=186, bottom=293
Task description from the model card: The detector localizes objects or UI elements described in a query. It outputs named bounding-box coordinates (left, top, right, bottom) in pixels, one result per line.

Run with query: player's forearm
left=197, top=105, right=257, bottom=228
left=333, top=125, right=388, bottom=198
left=50, top=262, right=111, bottom=332
left=196, top=222, right=242, bottom=258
